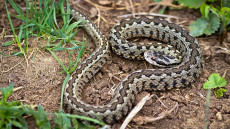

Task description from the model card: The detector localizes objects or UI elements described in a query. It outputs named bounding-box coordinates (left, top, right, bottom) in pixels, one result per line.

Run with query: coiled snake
left=64, top=9, right=204, bottom=124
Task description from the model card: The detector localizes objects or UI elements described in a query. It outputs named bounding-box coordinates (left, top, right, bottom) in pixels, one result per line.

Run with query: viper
left=64, top=9, right=203, bottom=124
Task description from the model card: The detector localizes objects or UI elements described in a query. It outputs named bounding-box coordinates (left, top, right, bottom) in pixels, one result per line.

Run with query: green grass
left=1, top=0, right=106, bottom=128
left=0, top=83, right=106, bottom=129
left=3, top=0, right=85, bottom=56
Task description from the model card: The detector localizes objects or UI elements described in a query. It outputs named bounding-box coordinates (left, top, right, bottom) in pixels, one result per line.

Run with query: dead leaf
left=98, top=0, right=112, bottom=5
left=160, top=0, right=174, bottom=6
left=125, top=1, right=132, bottom=12
left=90, top=7, right=98, bottom=18
left=138, top=0, right=150, bottom=12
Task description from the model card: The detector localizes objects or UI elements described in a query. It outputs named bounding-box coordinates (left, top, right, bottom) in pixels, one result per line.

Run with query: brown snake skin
left=64, top=9, right=204, bottom=124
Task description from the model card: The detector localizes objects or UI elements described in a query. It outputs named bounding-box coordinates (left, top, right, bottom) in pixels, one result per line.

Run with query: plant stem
left=205, top=89, right=211, bottom=129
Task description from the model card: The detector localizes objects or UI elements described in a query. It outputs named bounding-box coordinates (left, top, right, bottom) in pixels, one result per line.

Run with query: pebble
left=216, top=112, right=223, bottom=121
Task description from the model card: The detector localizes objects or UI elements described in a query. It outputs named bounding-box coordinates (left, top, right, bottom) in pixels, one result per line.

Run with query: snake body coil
left=64, top=9, right=203, bottom=124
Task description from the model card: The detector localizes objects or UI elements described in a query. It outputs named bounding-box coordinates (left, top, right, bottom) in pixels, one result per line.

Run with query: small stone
left=226, top=32, right=230, bottom=42
left=89, top=8, right=98, bottom=18
left=185, top=93, right=194, bottom=100
left=216, top=112, right=223, bottom=121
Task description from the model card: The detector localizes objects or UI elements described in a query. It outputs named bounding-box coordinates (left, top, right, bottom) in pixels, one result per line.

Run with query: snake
left=64, top=9, right=204, bottom=124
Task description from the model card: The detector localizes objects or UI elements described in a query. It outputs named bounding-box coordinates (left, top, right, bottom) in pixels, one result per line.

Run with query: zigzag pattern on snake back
left=64, top=9, right=204, bottom=124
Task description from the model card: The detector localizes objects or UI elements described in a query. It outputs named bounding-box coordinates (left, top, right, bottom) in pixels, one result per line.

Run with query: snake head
left=144, top=49, right=182, bottom=67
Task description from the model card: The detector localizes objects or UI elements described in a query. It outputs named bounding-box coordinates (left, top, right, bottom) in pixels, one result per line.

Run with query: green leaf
left=0, top=51, right=23, bottom=56
left=207, top=0, right=217, bottom=2
left=214, top=88, right=227, bottom=97
left=72, top=118, right=79, bottom=129
left=52, top=46, right=81, bottom=51
left=32, top=105, right=51, bottom=129
left=66, top=21, right=82, bottom=35
left=203, top=73, right=227, bottom=89
left=11, top=120, right=22, bottom=128
left=78, top=122, right=96, bottom=129
left=200, top=4, right=210, bottom=18
left=1, top=41, right=14, bottom=46
left=47, top=49, right=68, bottom=73
left=7, top=0, right=24, bottom=16
left=203, top=13, right=220, bottom=35
left=5, top=1, right=25, bottom=55
left=159, top=6, right=167, bottom=14
left=220, top=7, right=230, bottom=25
left=189, top=13, right=220, bottom=36
left=189, top=17, right=209, bottom=36
left=0, top=83, right=27, bottom=129
left=222, top=88, right=227, bottom=92
left=177, top=0, right=206, bottom=8
left=54, top=112, right=72, bottom=128
left=210, top=6, right=221, bottom=16
left=8, top=101, right=21, bottom=107
left=6, top=123, right=12, bottom=129
left=154, top=0, right=162, bottom=2
left=222, top=0, right=230, bottom=8
left=221, top=7, right=230, bottom=15
left=0, top=83, right=14, bottom=103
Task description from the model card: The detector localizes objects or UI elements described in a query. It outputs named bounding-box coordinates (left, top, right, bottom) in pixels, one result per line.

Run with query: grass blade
left=60, top=73, right=70, bottom=110
left=66, top=20, right=82, bottom=34
left=7, top=0, right=23, bottom=16
left=47, top=49, right=68, bottom=73
left=52, top=46, right=81, bottom=51
left=1, top=41, right=14, bottom=46
left=5, top=1, right=24, bottom=55
left=57, top=113, right=106, bottom=126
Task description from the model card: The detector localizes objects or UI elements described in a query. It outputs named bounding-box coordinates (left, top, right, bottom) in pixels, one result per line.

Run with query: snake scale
left=64, top=9, right=204, bottom=124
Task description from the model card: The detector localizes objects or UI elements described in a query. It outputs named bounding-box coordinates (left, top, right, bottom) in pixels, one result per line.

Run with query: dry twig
left=85, top=0, right=139, bottom=10
left=1, top=59, right=24, bottom=73
left=149, top=0, right=183, bottom=8
left=129, top=0, right=135, bottom=17
left=118, top=12, right=181, bottom=19
left=132, top=102, right=178, bottom=125
left=120, top=93, right=153, bottom=129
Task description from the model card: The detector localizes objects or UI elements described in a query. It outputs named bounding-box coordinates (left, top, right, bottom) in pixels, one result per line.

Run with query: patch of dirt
left=1, top=0, right=230, bottom=129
